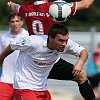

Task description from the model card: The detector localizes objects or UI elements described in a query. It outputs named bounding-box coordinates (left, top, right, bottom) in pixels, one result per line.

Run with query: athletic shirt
left=86, top=49, right=100, bottom=76
left=16, top=1, right=77, bottom=35
left=10, top=35, right=84, bottom=90
left=0, top=28, right=29, bottom=84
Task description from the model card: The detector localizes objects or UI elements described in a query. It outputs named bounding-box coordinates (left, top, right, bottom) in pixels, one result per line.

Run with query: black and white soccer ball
left=49, top=0, right=71, bottom=22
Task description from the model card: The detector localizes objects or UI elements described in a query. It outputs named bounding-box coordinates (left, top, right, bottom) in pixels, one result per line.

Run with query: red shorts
left=14, top=89, right=52, bottom=100
left=0, top=82, right=14, bottom=100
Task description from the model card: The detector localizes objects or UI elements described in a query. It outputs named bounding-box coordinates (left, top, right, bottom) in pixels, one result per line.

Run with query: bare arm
left=72, top=49, right=88, bottom=77
left=7, top=1, right=20, bottom=12
left=77, top=0, right=94, bottom=11
left=0, top=44, right=14, bottom=68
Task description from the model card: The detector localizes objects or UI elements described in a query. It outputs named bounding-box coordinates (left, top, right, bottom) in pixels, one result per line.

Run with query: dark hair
left=8, top=12, right=23, bottom=22
left=48, top=24, right=69, bottom=39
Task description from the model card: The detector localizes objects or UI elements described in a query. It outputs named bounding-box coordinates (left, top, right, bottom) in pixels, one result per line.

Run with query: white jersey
left=10, top=35, right=85, bottom=90
left=0, top=28, right=29, bottom=84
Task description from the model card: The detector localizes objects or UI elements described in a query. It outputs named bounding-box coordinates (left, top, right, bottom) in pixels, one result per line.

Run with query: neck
left=11, top=28, right=23, bottom=35
left=47, top=39, right=55, bottom=50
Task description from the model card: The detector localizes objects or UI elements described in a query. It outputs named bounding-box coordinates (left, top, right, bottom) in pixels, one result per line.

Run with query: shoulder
left=0, top=30, right=11, bottom=39
left=23, top=35, right=47, bottom=48
left=21, top=1, right=33, bottom=6
left=22, top=28, right=29, bottom=36
left=30, top=35, right=47, bottom=43
left=67, top=39, right=76, bottom=46
left=67, top=2, right=77, bottom=16
left=18, top=1, right=34, bottom=11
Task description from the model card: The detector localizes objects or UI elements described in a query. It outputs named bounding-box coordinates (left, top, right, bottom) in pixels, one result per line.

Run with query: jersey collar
left=34, top=1, right=47, bottom=5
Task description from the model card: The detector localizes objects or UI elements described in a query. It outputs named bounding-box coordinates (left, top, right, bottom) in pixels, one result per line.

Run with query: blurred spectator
left=0, top=12, right=28, bottom=100
left=86, top=42, right=100, bottom=100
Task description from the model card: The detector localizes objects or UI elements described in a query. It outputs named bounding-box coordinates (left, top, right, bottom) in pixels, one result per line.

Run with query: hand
left=7, top=1, right=20, bottom=12
left=7, top=1, right=12, bottom=7
left=72, top=63, right=83, bottom=77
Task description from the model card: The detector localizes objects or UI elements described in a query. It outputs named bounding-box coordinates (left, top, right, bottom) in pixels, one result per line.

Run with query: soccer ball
left=49, top=0, right=71, bottom=22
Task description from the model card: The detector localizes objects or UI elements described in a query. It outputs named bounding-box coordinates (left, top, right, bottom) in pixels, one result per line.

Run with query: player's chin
left=57, top=48, right=64, bottom=52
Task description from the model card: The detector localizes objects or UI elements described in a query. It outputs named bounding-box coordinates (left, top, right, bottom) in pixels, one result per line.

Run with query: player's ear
left=21, top=20, right=24, bottom=26
left=49, top=36, right=53, bottom=41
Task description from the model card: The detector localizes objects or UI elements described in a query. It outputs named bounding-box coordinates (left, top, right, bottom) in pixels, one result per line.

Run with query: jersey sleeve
left=67, top=2, right=77, bottom=16
left=16, top=5, right=25, bottom=18
left=64, top=39, right=85, bottom=57
left=10, top=36, right=31, bottom=51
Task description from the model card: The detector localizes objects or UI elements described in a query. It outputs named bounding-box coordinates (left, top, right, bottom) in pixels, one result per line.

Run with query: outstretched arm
left=77, top=0, right=94, bottom=11
left=7, top=1, right=20, bottom=12
left=0, top=44, right=14, bottom=68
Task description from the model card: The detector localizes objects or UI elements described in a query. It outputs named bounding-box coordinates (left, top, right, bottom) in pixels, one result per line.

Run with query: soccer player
left=0, top=12, right=29, bottom=100
left=86, top=42, right=100, bottom=100
left=0, top=24, right=95, bottom=100
left=6, top=0, right=96, bottom=100
left=7, top=0, right=94, bottom=35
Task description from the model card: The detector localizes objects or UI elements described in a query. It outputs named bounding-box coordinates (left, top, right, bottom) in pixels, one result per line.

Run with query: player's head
left=47, top=24, right=69, bottom=52
left=8, top=12, right=23, bottom=22
left=8, top=12, right=24, bottom=34
left=48, top=24, right=69, bottom=38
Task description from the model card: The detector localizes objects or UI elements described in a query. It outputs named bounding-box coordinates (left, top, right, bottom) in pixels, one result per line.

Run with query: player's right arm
left=0, top=45, right=14, bottom=68
left=7, top=1, right=19, bottom=12
left=77, top=0, right=94, bottom=11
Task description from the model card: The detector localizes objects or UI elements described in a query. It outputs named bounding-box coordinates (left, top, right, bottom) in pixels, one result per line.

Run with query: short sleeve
left=64, top=39, right=85, bottom=57
left=67, top=2, right=77, bottom=16
left=10, top=36, right=31, bottom=51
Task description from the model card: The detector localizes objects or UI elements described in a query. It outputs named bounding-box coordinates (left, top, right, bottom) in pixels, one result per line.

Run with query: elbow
left=77, top=0, right=94, bottom=10
left=82, top=4, right=91, bottom=9
left=82, top=0, right=94, bottom=9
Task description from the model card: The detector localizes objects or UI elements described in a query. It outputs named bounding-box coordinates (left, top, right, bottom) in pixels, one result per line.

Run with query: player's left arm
left=69, top=0, right=94, bottom=16
left=77, top=0, right=94, bottom=11
left=0, top=44, right=14, bottom=68
left=7, top=1, right=20, bottom=12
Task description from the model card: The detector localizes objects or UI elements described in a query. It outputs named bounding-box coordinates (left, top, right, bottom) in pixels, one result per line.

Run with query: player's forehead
left=9, top=16, right=22, bottom=22
left=8, top=12, right=23, bottom=22
left=56, top=34, right=69, bottom=40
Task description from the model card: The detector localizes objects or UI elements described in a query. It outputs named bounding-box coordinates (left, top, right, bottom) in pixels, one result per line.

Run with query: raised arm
left=0, top=44, right=14, bottom=68
left=77, top=0, right=94, bottom=11
left=7, top=1, right=20, bottom=12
